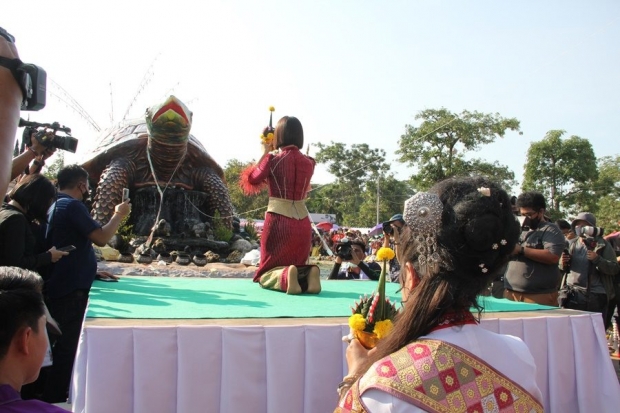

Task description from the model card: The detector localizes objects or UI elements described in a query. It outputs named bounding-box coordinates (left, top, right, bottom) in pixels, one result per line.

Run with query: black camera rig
left=19, top=118, right=78, bottom=154
left=335, top=238, right=354, bottom=261
left=575, top=226, right=604, bottom=251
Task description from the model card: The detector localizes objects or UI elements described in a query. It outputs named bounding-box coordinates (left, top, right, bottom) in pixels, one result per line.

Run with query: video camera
left=19, top=118, right=78, bottom=153
left=334, top=237, right=354, bottom=261
left=382, top=221, right=394, bottom=235
left=575, top=226, right=604, bottom=251
left=0, top=27, right=46, bottom=111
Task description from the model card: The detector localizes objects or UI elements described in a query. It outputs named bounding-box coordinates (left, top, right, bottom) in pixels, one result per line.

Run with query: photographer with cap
left=328, top=238, right=381, bottom=280
left=559, top=212, right=619, bottom=318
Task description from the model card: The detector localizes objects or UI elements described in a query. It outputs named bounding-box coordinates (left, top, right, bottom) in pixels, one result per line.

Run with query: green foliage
left=306, top=183, right=343, bottom=222
left=223, top=158, right=268, bottom=220
left=522, top=130, right=598, bottom=216
left=42, top=152, right=65, bottom=181
left=596, top=196, right=620, bottom=233
left=243, top=218, right=259, bottom=241
left=593, top=155, right=620, bottom=233
left=311, top=142, right=401, bottom=226
left=314, top=142, right=390, bottom=188
left=356, top=176, right=414, bottom=226
left=212, top=211, right=233, bottom=242
left=396, top=108, right=520, bottom=191
left=116, top=215, right=135, bottom=243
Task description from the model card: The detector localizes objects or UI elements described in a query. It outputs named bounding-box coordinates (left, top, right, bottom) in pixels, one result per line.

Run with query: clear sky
left=5, top=0, right=620, bottom=188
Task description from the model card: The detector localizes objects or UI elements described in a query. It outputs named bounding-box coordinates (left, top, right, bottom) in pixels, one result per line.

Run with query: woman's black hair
left=8, top=174, right=56, bottom=223
left=274, top=116, right=304, bottom=149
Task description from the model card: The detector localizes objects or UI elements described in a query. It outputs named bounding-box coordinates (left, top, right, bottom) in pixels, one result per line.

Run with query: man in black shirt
left=503, top=192, right=565, bottom=306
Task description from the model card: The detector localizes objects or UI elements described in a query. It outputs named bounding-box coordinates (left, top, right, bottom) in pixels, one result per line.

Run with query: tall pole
left=376, top=174, right=380, bottom=225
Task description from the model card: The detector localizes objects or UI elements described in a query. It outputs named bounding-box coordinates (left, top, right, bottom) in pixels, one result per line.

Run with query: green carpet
left=87, top=277, right=557, bottom=319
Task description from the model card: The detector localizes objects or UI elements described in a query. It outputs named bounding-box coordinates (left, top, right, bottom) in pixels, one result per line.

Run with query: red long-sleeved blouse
left=241, top=146, right=315, bottom=200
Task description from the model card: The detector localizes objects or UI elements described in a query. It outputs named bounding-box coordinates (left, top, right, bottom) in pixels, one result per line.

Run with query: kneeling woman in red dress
left=241, top=113, right=321, bottom=294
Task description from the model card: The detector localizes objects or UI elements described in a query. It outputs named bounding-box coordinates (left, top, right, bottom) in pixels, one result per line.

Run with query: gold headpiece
left=403, top=192, right=444, bottom=276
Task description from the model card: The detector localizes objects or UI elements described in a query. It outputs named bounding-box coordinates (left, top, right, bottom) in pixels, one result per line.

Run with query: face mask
left=528, top=216, right=541, bottom=230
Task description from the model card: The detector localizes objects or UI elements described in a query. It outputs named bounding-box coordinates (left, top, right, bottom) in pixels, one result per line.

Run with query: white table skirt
left=71, top=312, right=620, bottom=413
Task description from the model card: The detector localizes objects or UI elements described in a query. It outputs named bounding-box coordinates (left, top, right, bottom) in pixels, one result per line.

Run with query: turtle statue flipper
left=194, top=168, right=234, bottom=229
left=92, top=158, right=135, bottom=224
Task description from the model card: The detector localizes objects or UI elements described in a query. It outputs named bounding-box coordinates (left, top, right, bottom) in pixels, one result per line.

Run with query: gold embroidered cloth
left=335, top=339, right=543, bottom=413
left=266, top=197, right=308, bottom=220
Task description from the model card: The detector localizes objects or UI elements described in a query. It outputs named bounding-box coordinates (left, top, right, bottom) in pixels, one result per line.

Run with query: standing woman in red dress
left=241, top=110, right=321, bottom=294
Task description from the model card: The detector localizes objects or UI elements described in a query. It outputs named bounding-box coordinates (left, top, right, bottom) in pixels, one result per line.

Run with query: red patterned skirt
left=254, top=212, right=312, bottom=282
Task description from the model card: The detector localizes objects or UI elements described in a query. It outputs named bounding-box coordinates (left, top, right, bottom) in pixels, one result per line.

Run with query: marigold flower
left=373, top=319, right=393, bottom=339
left=348, top=313, right=366, bottom=332
left=376, top=247, right=395, bottom=262
left=261, top=132, right=274, bottom=143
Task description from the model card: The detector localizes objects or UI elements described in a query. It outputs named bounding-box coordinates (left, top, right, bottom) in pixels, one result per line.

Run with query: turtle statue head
left=145, top=95, right=193, bottom=144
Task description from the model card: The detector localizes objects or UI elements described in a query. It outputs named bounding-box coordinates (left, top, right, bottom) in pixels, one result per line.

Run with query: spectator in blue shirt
left=42, top=165, right=130, bottom=403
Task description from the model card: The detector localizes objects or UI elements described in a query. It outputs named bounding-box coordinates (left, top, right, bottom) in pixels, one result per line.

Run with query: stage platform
left=70, top=277, right=620, bottom=413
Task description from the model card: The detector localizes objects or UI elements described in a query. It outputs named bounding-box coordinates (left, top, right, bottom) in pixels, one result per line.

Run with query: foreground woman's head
left=374, top=176, right=520, bottom=352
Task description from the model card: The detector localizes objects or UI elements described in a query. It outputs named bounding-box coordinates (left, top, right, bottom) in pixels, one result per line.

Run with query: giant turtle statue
left=81, top=96, right=233, bottom=240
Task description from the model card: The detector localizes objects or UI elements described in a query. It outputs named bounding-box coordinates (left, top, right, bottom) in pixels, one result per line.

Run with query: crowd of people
left=1, top=25, right=619, bottom=412
left=1, top=27, right=132, bottom=409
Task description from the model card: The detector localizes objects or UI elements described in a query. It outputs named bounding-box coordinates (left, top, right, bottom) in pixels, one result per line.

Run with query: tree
left=306, top=176, right=414, bottom=227
left=42, top=152, right=65, bottom=181
left=522, top=130, right=598, bottom=216
left=312, top=142, right=392, bottom=225
left=396, top=108, right=520, bottom=191
left=222, top=159, right=268, bottom=220
left=314, top=142, right=390, bottom=188
left=356, top=175, right=414, bottom=226
left=593, top=155, right=620, bottom=233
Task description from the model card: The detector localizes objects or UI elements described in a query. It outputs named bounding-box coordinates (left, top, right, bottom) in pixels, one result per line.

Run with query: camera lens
left=382, top=221, right=393, bottom=235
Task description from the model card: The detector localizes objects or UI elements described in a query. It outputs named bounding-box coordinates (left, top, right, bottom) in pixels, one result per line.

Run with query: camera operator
left=559, top=212, right=619, bottom=319
left=328, top=238, right=381, bottom=280
left=503, top=192, right=565, bottom=306
left=0, top=27, right=23, bottom=197
left=11, top=132, right=56, bottom=182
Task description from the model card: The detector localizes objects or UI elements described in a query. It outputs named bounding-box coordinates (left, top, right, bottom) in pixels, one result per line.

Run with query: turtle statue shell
left=80, top=100, right=234, bottom=236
